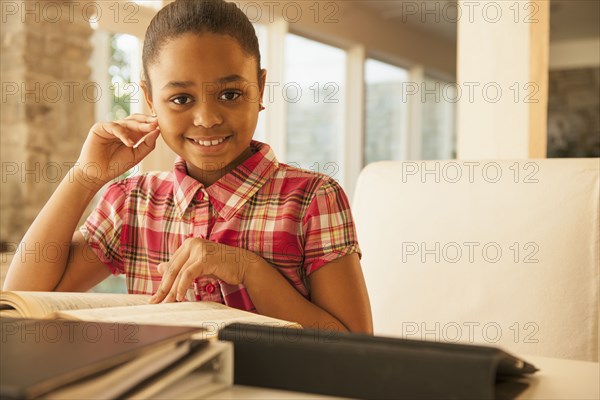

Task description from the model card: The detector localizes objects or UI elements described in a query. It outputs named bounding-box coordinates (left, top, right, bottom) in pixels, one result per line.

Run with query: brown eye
left=171, top=95, right=192, bottom=105
left=219, top=91, right=241, bottom=101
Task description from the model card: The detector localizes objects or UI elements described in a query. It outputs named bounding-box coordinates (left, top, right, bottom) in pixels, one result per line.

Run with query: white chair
left=353, top=159, right=599, bottom=361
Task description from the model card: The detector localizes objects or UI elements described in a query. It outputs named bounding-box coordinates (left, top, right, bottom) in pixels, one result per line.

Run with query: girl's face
left=143, top=32, right=265, bottom=182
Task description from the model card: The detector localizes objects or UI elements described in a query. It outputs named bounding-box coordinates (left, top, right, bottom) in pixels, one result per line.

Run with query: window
left=284, top=34, right=346, bottom=180
left=109, top=33, right=141, bottom=121
left=88, top=31, right=140, bottom=294
left=421, top=76, right=456, bottom=159
left=547, top=68, right=600, bottom=157
left=364, top=59, right=409, bottom=164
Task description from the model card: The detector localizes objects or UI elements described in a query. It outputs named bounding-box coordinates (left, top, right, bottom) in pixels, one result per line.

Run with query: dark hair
left=142, top=0, right=261, bottom=93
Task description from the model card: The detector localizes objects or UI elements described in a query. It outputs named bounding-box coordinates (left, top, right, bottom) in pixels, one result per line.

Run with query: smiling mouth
left=187, top=136, right=232, bottom=147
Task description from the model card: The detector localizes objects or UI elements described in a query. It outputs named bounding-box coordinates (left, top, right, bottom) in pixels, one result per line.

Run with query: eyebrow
left=161, top=75, right=249, bottom=90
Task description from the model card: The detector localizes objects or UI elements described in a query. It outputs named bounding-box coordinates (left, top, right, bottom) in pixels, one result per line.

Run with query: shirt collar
left=172, top=140, right=279, bottom=219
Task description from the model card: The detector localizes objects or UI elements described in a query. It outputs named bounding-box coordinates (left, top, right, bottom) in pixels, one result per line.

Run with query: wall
left=1, top=4, right=95, bottom=248
left=456, top=0, right=549, bottom=159
left=229, top=1, right=455, bottom=76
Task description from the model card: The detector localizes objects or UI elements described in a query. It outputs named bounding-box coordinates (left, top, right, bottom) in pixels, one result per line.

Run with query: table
left=518, top=355, right=599, bottom=399
left=207, top=355, right=599, bottom=399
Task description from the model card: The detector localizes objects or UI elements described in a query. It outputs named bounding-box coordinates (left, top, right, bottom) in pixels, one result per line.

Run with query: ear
left=140, top=80, right=154, bottom=114
left=258, top=69, right=267, bottom=104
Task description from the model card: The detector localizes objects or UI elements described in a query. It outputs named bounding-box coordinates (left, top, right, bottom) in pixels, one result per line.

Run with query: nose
left=193, top=100, right=223, bottom=129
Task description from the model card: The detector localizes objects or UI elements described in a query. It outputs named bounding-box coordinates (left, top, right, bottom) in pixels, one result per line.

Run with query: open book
left=0, top=291, right=301, bottom=338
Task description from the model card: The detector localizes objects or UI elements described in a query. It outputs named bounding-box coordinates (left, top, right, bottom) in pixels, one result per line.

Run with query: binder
left=218, top=323, right=538, bottom=400
left=122, top=340, right=233, bottom=399
left=0, top=318, right=203, bottom=399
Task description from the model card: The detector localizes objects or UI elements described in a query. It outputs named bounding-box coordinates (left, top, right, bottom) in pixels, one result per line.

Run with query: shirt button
left=196, top=191, right=204, bottom=200
left=205, top=283, right=215, bottom=294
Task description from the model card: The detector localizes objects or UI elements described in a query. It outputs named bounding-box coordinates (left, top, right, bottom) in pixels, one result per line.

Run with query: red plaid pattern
left=80, top=141, right=361, bottom=312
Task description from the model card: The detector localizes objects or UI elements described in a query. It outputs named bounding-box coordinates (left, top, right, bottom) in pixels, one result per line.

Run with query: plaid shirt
left=80, top=140, right=361, bottom=312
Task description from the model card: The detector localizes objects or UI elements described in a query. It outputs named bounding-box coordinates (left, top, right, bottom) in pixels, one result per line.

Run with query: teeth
left=192, top=137, right=227, bottom=146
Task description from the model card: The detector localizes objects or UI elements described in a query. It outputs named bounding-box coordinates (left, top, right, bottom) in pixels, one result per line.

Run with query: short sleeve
left=302, top=179, right=362, bottom=276
left=79, top=181, right=129, bottom=275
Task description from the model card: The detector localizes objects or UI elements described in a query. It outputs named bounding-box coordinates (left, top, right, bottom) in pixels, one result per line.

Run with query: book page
left=0, top=309, right=20, bottom=318
left=53, top=301, right=301, bottom=335
left=0, top=291, right=152, bottom=318
left=147, top=373, right=225, bottom=400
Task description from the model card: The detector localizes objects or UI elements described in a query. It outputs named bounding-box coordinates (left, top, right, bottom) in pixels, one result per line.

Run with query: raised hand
left=74, top=113, right=161, bottom=191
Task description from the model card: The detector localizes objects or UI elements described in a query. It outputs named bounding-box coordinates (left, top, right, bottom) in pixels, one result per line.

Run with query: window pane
left=547, top=68, right=600, bottom=157
left=364, top=59, right=409, bottom=165
left=109, top=33, right=140, bottom=121
left=285, top=34, right=345, bottom=180
left=421, top=76, right=456, bottom=159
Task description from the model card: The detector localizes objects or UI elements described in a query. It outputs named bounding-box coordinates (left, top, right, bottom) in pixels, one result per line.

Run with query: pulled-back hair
left=142, top=0, right=261, bottom=92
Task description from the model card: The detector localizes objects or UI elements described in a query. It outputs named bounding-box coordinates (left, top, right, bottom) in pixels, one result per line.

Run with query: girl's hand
left=74, top=113, right=161, bottom=191
left=149, top=238, right=255, bottom=303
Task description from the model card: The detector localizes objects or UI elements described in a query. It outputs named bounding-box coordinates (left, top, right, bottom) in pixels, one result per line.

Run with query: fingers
left=90, top=121, right=130, bottom=145
left=92, top=113, right=159, bottom=148
left=149, top=239, right=223, bottom=304
left=150, top=261, right=178, bottom=303
left=156, top=262, right=197, bottom=303
left=175, top=262, right=198, bottom=302
left=118, top=117, right=159, bottom=134
left=125, top=113, right=158, bottom=123
left=123, top=114, right=160, bottom=139
left=116, top=118, right=160, bottom=147
left=91, top=121, right=154, bottom=149
left=161, top=268, right=182, bottom=303
left=150, top=246, right=187, bottom=303
left=133, top=129, right=160, bottom=157
left=157, top=261, right=167, bottom=275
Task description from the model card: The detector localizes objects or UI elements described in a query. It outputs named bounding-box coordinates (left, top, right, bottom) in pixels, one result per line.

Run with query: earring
left=151, top=113, right=157, bottom=117
left=259, top=103, right=265, bottom=112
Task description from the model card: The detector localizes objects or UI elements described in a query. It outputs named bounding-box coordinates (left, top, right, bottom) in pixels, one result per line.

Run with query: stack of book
left=0, top=291, right=298, bottom=399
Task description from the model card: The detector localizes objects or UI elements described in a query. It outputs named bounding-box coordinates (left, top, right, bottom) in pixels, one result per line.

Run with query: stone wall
left=1, top=1, right=95, bottom=249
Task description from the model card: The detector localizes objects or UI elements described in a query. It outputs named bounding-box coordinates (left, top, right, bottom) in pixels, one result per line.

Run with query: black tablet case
left=218, top=323, right=538, bottom=400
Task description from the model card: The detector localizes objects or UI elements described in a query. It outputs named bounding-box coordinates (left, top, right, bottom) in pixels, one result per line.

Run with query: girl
left=4, top=0, right=373, bottom=333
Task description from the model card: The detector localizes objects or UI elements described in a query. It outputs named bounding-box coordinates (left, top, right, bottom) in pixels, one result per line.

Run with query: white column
left=456, top=0, right=549, bottom=159
left=264, top=17, right=289, bottom=162
left=407, top=65, right=424, bottom=160
left=90, top=29, right=111, bottom=122
left=344, top=45, right=365, bottom=201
